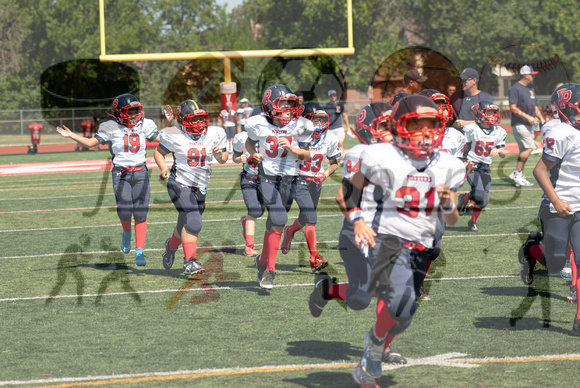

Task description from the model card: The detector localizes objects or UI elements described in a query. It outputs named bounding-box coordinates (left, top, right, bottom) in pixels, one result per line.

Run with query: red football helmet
left=109, top=93, right=144, bottom=128
left=262, top=84, right=300, bottom=126
left=300, top=101, right=329, bottom=141
left=471, top=101, right=501, bottom=128
left=419, top=89, right=453, bottom=125
left=390, top=95, right=445, bottom=159
left=353, top=102, right=393, bottom=144
left=175, top=100, right=209, bottom=136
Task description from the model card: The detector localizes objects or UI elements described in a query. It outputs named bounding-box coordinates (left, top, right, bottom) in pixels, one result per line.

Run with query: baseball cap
left=240, top=98, right=249, bottom=103
left=459, top=68, right=479, bottom=81
left=403, top=69, right=428, bottom=83
left=328, top=89, right=337, bottom=96
left=520, top=65, right=539, bottom=75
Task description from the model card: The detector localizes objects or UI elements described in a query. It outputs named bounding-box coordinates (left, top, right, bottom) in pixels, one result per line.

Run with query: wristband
left=348, top=207, right=364, bottom=223
left=440, top=200, right=456, bottom=214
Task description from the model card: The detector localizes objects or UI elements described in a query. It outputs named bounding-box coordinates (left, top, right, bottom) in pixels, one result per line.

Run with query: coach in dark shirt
left=450, top=68, right=493, bottom=129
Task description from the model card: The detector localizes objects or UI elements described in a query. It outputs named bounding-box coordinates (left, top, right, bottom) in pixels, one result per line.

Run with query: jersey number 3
left=396, top=186, right=436, bottom=218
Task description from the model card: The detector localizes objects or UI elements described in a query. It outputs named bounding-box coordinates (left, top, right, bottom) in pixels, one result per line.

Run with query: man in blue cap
left=324, top=89, right=350, bottom=163
left=450, top=67, right=493, bottom=130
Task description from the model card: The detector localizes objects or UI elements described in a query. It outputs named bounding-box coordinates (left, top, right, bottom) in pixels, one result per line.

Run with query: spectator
left=236, top=98, right=253, bottom=132
left=219, top=101, right=237, bottom=154
left=450, top=68, right=493, bottom=129
left=323, top=89, right=350, bottom=163
left=389, top=69, right=427, bottom=105
left=295, top=91, right=304, bottom=106
left=508, top=65, right=545, bottom=187
left=446, top=85, right=457, bottom=98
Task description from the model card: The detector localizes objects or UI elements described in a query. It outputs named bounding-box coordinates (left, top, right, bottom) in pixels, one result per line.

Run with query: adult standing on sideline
left=236, top=98, right=253, bottom=132
left=324, top=89, right=350, bottom=163
left=389, top=69, right=427, bottom=105
left=508, top=65, right=545, bottom=187
left=450, top=68, right=493, bottom=129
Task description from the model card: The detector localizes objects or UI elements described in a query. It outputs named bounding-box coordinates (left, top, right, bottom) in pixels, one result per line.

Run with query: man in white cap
left=508, top=65, right=546, bottom=187
left=324, top=89, right=350, bottom=163
left=237, top=98, right=253, bottom=132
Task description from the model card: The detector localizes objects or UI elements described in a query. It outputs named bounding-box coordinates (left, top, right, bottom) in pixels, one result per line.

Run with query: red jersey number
left=123, top=134, right=140, bottom=153
left=395, top=186, right=436, bottom=217
left=474, top=141, right=494, bottom=157
left=300, top=153, right=324, bottom=173
left=264, top=136, right=292, bottom=158
left=187, top=148, right=206, bottom=167
left=344, top=159, right=359, bottom=174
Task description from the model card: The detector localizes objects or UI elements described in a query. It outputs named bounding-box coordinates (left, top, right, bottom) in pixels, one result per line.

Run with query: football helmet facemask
left=262, top=84, right=300, bottom=127
left=175, top=100, right=209, bottom=136
left=419, top=89, right=453, bottom=125
left=109, top=93, right=144, bottom=128
left=353, top=102, right=393, bottom=145
left=551, top=83, right=580, bottom=128
left=390, top=95, right=445, bottom=160
left=471, top=100, right=501, bottom=129
left=300, top=101, right=329, bottom=141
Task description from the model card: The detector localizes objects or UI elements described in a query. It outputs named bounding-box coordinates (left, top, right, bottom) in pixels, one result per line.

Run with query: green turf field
left=1, top=147, right=579, bottom=388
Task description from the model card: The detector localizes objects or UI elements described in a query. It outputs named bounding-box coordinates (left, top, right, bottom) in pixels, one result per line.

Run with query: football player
left=232, top=107, right=266, bottom=257
left=335, top=95, right=465, bottom=387
left=56, top=93, right=159, bottom=266
left=457, top=101, right=507, bottom=232
left=155, top=100, right=227, bottom=276
left=529, top=84, right=580, bottom=335
left=281, top=102, right=340, bottom=271
left=245, top=85, right=313, bottom=289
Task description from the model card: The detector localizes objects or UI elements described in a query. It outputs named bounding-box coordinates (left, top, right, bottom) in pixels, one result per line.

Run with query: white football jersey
left=441, top=126, right=467, bottom=158
left=95, top=118, right=158, bottom=167
left=159, top=125, right=227, bottom=194
left=542, top=121, right=580, bottom=212
left=342, top=144, right=382, bottom=229
left=245, top=114, right=314, bottom=176
left=299, top=132, right=341, bottom=177
left=463, top=123, right=506, bottom=165
left=232, top=131, right=259, bottom=175
left=360, top=143, right=465, bottom=248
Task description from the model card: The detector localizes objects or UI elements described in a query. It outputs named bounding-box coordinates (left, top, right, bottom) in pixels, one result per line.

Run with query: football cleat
left=310, top=255, right=329, bottom=273
left=183, top=257, right=205, bottom=276
left=281, top=225, right=294, bottom=254
left=255, top=255, right=266, bottom=284
left=457, top=194, right=468, bottom=216
left=383, top=344, right=407, bottom=365
left=162, top=238, right=178, bottom=270
left=259, top=270, right=275, bottom=289
left=467, top=220, right=479, bottom=232
left=135, top=248, right=146, bottom=266
left=572, top=317, right=580, bottom=336
left=309, top=272, right=334, bottom=317
left=519, top=261, right=535, bottom=286
left=417, top=285, right=430, bottom=301
left=568, top=286, right=577, bottom=303
left=121, top=231, right=131, bottom=254
left=352, top=361, right=380, bottom=388
left=361, top=330, right=385, bottom=378
left=244, top=244, right=259, bottom=256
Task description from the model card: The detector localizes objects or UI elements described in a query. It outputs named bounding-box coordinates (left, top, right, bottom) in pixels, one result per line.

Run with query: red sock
left=288, top=219, right=303, bottom=236
left=245, top=234, right=255, bottom=247
left=570, top=248, right=577, bottom=287
left=260, top=230, right=270, bottom=266
left=120, top=219, right=132, bottom=233
left=134, top=220, right=147, bottom=249
left=305, top=225, right=318, bottom=259
left=183, top=241, right=198, bottom=261
left=328, top=283, right=348, bottom=301
left=374, top=298, right=397, bottom=338
left=529, top=244, right=544, bottom=262
left=265, top=230, right=282, bottom=271
left=576, top=273, right=580, bottom=320
left=168, top=234, right=181, bottom=250
left=463, top=193, right=471, bottom=202
left=470, top=207, right=482, bottom=223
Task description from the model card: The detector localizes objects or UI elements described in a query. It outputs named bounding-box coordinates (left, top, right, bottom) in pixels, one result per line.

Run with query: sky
left=215, top=0, right=244, bottom=12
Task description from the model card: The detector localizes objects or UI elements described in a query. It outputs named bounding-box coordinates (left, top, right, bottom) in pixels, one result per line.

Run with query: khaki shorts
left=512, top=123, right=535, bottom=152
left=329, top=127, right=345, bottom=142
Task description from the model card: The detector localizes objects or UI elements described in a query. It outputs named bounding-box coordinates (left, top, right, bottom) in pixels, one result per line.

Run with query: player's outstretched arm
left=56, top=125, right=100, bottom=148
left=336, top=172, right=376, bottom=247
left=437, top=184, right=459, bottom=226
left=154, top=146, right=170, bottom=180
